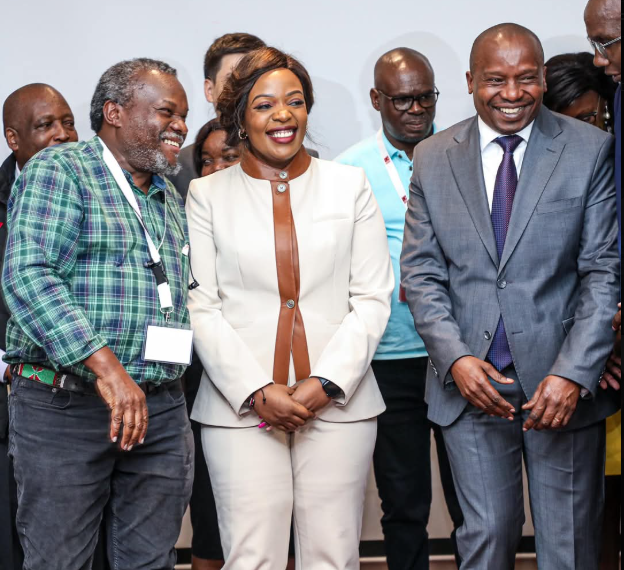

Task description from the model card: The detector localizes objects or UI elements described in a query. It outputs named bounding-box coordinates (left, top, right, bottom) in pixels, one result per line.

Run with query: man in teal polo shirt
left=337, top=48, right=463, bottom=570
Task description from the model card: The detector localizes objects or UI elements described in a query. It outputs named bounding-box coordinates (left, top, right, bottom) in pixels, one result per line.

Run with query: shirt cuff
left=0, top=350, right=8, bottom=383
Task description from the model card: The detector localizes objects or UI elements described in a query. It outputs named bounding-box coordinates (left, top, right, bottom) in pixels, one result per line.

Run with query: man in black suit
left=0, top=83, right=78, bottom=570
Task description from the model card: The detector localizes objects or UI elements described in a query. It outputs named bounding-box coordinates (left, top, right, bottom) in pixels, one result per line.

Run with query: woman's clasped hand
left=252, top=379, right=332, bottom=432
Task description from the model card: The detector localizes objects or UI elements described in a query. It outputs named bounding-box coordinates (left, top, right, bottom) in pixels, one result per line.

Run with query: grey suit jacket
left=401, top=107, right=621, bottom=429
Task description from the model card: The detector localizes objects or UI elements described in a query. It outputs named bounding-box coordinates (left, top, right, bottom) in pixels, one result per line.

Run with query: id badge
left=142, top=323, right=194, bottom=366
left=399, top=285, right=408, bottom=304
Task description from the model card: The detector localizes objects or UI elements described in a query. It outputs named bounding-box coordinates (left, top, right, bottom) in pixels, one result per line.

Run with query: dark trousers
left=9, top=375, right=194, bottom=570
left=0, top=383, right=23, bottom=570
left=372, top=358, right=464, bottom=570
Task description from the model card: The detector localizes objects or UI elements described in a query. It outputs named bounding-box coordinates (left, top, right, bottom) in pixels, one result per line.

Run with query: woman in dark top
left=544, top=52, right=617, bottom=131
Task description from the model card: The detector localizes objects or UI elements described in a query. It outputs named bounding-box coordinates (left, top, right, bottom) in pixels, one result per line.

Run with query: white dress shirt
left=479, top=118, right=535, bottom=212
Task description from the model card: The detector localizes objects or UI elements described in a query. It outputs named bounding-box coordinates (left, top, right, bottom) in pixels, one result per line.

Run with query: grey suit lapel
left=447, top=117, right=499, bottom=267
left=498, top=108, right=565, bottom=273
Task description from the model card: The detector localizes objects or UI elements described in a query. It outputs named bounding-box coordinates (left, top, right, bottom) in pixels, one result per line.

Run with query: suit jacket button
left=277, top=183, right=288, bottom=193
left=485, top=331, right=492, bottom=341
left=279, top=171, right=288, bottom=180
left=498, top=279, right=508, bottom=289
left=286, top=300, right=296, bottom=309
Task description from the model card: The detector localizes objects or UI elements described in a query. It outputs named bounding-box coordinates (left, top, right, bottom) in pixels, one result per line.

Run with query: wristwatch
left=317, top=377, right=343, bottom=399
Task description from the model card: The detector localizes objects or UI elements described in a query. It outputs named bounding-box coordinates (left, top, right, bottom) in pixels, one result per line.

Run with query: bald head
left=3, top=84, right=68, bottom=132
left=467, top=23, right=546, bottom=135
left=374, top=48, right=434, bottom=91
left=585, top=0, right=622, bottom=81
left=585, top=0, right=621, bottom=21
left=371, top=48, right=437, bottom=156
left=3, top=83, right=77, bottom=169
left=470, top=23, right=544, bottom=74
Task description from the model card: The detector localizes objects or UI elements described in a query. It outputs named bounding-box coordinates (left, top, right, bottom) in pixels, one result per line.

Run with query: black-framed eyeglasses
left=588, top=36, right=622, bottom=58
left=377, top=89, right=440, bottom=111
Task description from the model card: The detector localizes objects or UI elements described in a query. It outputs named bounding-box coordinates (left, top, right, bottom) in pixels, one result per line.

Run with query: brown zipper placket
left=240, top=148, right=313, bottom=386
left=271, top=177, right=311, bottom=385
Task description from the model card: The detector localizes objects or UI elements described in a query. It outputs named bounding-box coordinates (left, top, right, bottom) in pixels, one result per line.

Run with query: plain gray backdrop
left=1, top=0, right=590, bottom=160
left=0, top=0, right=593, bottom=545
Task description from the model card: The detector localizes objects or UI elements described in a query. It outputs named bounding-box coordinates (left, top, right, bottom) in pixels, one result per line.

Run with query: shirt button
left=286, top=300, right=296, bottom=309
left=277, top=183, right=288, bottom=193
left=485, top=331, right=492, bottom=341
left=498, top=279, right=508, bottom=289
left=279, top=171, right=288, bottom=180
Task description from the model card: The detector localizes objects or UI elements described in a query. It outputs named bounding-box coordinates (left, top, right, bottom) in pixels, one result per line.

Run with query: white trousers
left=202, top=418, right=377, bottom=570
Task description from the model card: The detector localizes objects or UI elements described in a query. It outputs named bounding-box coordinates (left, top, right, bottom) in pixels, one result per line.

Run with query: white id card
left=143, top=324, right=194, bottom=366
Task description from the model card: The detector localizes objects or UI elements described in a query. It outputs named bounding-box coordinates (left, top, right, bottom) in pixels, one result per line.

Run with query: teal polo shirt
left=336, top=131, right=428, bottom=361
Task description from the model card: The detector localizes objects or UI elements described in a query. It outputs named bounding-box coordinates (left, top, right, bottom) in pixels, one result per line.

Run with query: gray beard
left=124, top=139, right=182, bottom=177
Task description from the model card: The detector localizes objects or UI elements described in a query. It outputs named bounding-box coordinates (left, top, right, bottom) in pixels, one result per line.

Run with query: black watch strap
left=318, top=377, right=343, bottom=399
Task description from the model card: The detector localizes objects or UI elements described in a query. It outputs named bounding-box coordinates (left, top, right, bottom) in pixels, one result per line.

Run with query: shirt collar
left=121, top=168, right=167, bottom=195
left=478, top=117, right=535, bottom=153
left=382, top=124, right=438, bottom=161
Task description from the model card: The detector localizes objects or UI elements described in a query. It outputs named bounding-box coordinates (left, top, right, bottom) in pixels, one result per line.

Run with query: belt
left=11, top=364, right=180, bottom=396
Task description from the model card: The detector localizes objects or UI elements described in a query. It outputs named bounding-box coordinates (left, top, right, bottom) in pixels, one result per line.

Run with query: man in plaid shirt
left=2, top=59, right=194, bottom=570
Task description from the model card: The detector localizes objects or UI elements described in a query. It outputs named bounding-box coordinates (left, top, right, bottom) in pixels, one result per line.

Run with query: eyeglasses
left=588, top=36, right=622, bottom=58
left=377, top=89, right=440, bottom=111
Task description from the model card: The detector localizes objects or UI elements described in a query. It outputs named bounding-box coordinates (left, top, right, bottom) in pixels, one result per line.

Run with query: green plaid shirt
left=2, top=137, right=190, bottom=384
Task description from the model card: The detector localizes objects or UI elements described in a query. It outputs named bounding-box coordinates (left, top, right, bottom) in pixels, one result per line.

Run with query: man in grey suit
left=401, top=23, right=621, bottom=569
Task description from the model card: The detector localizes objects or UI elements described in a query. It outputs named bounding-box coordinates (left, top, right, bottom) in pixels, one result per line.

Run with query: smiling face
left=244, top=69, right=308, bottom=168
left=468, top=32, right=547, bottom=135
left=117, top=70, right=189, bottom=176
left=5, top=87, right=78, bottom=169
left=200, top=129, right=242, bottom=177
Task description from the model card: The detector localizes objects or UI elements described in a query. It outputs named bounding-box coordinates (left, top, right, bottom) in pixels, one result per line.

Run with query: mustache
left=160, top=131, right=185, bottom=144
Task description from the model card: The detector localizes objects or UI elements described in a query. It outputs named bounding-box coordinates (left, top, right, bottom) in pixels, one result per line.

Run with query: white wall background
left=1, top=0, right=591, bottom=161
left=1, top=0, right=591, bottom=546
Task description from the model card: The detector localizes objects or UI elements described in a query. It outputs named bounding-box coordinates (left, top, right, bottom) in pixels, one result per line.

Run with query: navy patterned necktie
left=487, top=135, right=524, bottom=371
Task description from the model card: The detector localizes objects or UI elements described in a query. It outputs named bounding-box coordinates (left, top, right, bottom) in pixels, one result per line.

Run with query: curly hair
left=217, top=47, right=315, bottom=148
left=90, top=58, right=177, bottom=133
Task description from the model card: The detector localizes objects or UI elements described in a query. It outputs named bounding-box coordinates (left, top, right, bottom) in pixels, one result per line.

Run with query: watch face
left=323, top=380, right=342, bottom=399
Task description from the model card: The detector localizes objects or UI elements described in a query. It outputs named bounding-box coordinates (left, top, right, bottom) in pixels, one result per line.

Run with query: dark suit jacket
left=401, top=107, right=621, bottom=429
left=616, top=85, right=621, bottom=252
left=0, top=154, right=15, bottom=439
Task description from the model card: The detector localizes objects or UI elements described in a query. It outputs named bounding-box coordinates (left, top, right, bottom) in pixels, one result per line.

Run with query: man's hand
left=522, top=375, right=581, bottom=431
left=3, top=366, right=12, bottom=383
left=450, top=356, right=516, bottom=420
left=253, top=384, right=315, bottom=433
left=599, top=304, right=621, bottom=391
left=291, top=378, right=332, bottom=414
left=85, top=347, right=148, bottom=451
left=601, top=353, right=621, bottom=391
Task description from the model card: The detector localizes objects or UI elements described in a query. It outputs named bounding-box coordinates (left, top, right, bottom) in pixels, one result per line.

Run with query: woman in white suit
left=186, top=47, right=394, bottom=570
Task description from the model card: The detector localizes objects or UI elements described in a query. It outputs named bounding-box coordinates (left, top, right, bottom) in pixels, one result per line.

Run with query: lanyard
left=377, top=129, right=408, bottom=210
left=99, top=138, right=174, bottom=319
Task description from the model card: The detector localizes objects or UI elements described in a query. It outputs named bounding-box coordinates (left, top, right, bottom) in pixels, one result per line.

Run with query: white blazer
left=186, top=156, right=394, bottom=428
